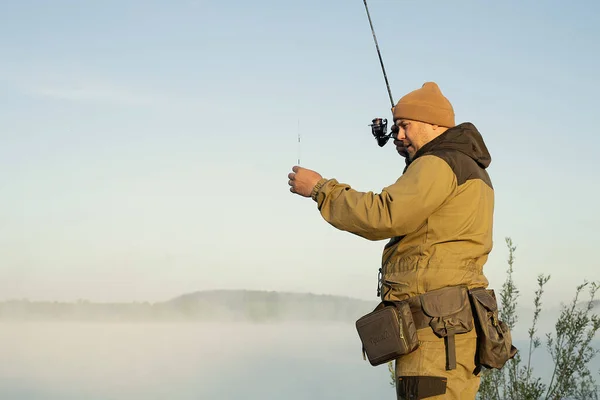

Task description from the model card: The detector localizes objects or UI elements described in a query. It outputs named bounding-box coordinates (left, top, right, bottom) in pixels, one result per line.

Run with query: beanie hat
left=392, top=82, right=455, bottom=127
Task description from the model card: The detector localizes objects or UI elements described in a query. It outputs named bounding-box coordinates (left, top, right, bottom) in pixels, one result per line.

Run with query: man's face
left=393, top=119, right=432, bottom=160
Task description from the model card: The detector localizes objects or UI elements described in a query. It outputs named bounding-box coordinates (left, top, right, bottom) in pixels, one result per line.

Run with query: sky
left=1, top=0, right=599, bottom=307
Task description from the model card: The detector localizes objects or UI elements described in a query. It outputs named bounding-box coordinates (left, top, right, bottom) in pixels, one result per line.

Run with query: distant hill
left=1, top=290, right=598, bottom=329
left=165, top=289, right=378, bottom=322
left=0, top=290, right=379, bottom=323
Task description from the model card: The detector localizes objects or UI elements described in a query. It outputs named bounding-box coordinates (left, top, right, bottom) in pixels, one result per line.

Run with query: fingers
left=288, top=175, right=297, bottom=193
left=287, top=166, right=304, bottom=196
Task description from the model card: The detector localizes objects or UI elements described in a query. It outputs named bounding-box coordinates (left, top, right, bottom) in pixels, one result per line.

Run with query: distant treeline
left=0, top=290, right=378, bottom=323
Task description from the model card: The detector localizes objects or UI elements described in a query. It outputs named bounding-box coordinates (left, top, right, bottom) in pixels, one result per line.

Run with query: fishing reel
left=369, top=118, right=398, bottom=147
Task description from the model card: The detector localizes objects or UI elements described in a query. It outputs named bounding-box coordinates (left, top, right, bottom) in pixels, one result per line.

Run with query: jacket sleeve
left=313, top=155, right=456, bottom=241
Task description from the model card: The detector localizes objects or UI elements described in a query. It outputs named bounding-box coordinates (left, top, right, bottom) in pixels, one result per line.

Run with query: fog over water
left=1, top=303, right=598, bottom=399
left=0, top=322, right=393, bottom=400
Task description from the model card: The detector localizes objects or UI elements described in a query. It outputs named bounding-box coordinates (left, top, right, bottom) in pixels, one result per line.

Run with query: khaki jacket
left=313, top=122, right=493, bottom=302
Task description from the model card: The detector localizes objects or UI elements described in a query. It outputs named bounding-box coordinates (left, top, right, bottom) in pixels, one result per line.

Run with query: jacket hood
left=407, top=122, right=491, bottom=169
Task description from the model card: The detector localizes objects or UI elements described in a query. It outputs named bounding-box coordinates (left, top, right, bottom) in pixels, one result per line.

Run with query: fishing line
left=297, top=119, right=301, bottom=165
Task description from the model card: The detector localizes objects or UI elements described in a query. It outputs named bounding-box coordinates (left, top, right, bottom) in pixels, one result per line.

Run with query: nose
left=391, top=124, right=400, bottom=139
left=392, top=126, right=406, bottom=142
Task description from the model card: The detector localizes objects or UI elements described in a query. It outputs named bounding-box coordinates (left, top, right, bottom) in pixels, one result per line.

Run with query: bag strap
left=444, top=327, right=456, bottom=370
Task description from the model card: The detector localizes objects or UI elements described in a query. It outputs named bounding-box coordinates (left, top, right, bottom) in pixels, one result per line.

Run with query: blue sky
left=1, top=0, right=598, bottom=306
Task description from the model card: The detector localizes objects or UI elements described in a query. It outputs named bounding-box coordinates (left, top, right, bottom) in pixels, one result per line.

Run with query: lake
left=0, top=322, right=393, bottom=400
left=1, top=322, right=597, bottom=399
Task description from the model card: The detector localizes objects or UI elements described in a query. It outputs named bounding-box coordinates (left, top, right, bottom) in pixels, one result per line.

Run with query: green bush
left=477, top=237, right=599, bottom=400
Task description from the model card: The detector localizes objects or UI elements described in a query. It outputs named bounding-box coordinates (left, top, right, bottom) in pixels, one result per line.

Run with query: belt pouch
left=355, top=301, right=419, bottom=366
left=420, top=286, right=474, bottom=370
left=468, top=287, right=518, bottom=369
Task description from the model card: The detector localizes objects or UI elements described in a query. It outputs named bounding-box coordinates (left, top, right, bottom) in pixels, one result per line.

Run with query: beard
left=396, top=145, right=409, bottom=158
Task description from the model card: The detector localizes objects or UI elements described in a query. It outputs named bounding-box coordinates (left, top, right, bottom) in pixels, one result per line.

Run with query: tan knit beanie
left=392, top=82, right=455, bottom=127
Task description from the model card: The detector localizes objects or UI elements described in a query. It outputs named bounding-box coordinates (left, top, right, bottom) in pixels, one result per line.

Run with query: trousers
left=395, top=327, right=480, bottom=399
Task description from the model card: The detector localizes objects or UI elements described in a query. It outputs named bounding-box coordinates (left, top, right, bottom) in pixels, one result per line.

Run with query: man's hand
left=288, top=166, right=322, bottom=197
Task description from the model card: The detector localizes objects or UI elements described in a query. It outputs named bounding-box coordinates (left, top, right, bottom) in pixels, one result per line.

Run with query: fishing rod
left=362, top=0, right=398, bottom=147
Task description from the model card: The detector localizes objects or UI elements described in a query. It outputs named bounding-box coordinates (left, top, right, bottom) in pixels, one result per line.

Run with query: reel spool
left=369, top=118, right=398, bottom=147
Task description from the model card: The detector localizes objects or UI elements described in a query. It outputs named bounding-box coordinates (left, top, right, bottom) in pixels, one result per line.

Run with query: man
left=288, top=82, right=494, bottom=399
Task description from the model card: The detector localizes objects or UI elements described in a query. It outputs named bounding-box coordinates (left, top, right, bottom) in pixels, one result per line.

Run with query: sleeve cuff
left=310, top=178, right=329, bottom=202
